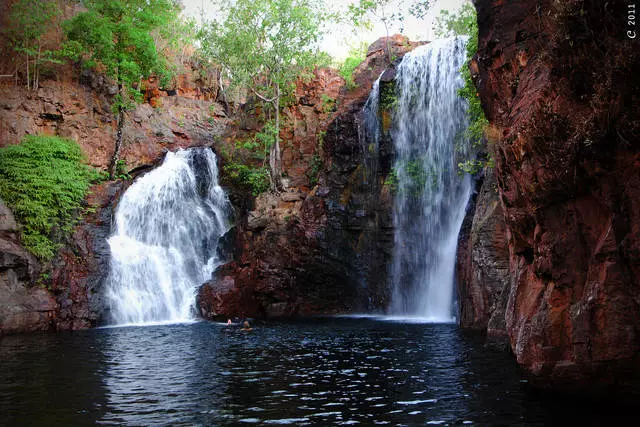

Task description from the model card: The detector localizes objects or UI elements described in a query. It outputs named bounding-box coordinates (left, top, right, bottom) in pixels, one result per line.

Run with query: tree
left=348, top=0, right=406, bottom=64
left=63, top=0, right=179, bottom=179
left=3, top=0, right=61, bottom=90
left=199, top=0, right=329, bottom=192
left=432, top=2, right=476, bottom=38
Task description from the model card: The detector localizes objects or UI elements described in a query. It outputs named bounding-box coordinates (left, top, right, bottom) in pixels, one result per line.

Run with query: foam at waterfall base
left=99, top=319, right=201, bottom=329
left=333, top=314, right=456, bottom=324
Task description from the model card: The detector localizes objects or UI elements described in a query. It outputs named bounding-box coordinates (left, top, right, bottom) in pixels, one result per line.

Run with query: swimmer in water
left=241, top=321, right=253, bottom=332
left=226, top=319, right=232, bottom=325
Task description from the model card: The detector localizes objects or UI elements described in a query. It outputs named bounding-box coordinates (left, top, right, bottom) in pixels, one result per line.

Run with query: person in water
left=241, top=321, right=253, bottom=332
left=226, top=319, right=232, bottom=325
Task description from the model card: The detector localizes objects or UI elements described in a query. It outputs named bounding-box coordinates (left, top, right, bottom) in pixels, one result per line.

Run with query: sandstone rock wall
left=467, top=0, right=640, bottom=394
left=0, top=199, right=55, bottom=334
left=457, top=172, right=510, bottom=348
left=0, top=71, right=228, bottom=172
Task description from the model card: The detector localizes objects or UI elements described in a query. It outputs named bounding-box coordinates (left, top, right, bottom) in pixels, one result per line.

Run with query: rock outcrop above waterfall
left=197, top=36, right=423, bottom=319
left=465, top=0, right=640, bottom=395
left=0, top=72, right=227, bottom=171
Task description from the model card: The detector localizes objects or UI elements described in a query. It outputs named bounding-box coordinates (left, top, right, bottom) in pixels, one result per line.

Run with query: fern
left=0, top=135, right=103, bottom=260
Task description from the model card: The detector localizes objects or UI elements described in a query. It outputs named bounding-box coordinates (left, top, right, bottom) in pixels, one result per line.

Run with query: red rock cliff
left=471, top=0, right=640, bottom=394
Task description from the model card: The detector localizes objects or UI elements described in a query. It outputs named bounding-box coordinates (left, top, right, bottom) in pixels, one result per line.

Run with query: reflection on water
left=0, top=318, right=634, bottom=425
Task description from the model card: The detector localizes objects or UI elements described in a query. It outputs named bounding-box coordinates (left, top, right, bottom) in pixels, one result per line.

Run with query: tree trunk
left=384, top=21, right=393, bottom=64
left=109, top=84, right=125, bottom=179
left=34, top=45, right=41, bottom=90
left=218, top=72, right=230, bottom=116
left=25, top=53, right=30, bottom=91
left=269, top=84, right=283, bottom=192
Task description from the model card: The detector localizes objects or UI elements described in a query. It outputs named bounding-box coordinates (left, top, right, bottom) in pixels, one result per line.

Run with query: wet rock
left=0, top=199, right=17, bottom=231
left=50, top=182, right=124, bottom=329
left=247, top=212, right=269, bottom=231
left=0, top=200, right=53, bottom=335
left=457, top=172, right=510, bottom=348
left=470, top=0, right=640, bottom=396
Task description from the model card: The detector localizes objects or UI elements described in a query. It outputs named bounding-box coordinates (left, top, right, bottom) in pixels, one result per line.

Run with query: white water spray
left=105, top=148, right=231, bottom=325
left=387, top=37, right=473, bottom=321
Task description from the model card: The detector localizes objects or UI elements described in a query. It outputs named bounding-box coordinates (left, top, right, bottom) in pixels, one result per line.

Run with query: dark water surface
left=0, top=318, right=632, bottom=426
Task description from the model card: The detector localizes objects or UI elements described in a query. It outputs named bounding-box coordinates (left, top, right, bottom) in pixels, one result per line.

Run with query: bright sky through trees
left=181, top=0, right=469, bottom=59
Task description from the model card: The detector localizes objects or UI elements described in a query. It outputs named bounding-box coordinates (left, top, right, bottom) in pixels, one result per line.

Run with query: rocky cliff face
left=198, top=36, right=421, bottom=319
left=0, top=71, right=227, bottom=171
left=465, top=0, right=640, bottom=394
left=0, top=200, right=54, bottom=334
left=457, top=172, right=510, bottom=348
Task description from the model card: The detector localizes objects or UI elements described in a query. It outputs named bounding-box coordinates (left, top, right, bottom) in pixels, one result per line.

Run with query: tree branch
left=250, top=86, right=277, bottom=103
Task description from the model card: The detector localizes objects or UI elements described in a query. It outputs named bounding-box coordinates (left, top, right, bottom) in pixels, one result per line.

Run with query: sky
left=180, top=0, right=469, bottom=60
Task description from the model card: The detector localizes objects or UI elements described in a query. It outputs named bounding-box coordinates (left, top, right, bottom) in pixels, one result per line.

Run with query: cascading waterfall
left=105, top=148, right=231, bottom=325
left=387, top=37, right=473, bottom=321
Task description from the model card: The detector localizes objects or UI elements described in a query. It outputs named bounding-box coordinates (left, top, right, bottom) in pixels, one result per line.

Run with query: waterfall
left=105, top=148, right=231, bottom=325
left=387, top=37, right=473, bottom=321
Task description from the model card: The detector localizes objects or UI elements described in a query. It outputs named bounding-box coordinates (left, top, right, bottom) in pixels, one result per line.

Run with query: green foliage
left=5, top=0, right=60, bottom=51
left=223, top=163, right=270, bottom=196
left=320, top=94, right=337, bottom=113
left=199, top=0, right=329, bottom=190
left=199, top=0, right=328, bottom=102
left=386, top=159, right=438, bottom=196
left=153, top=14, right=198, bottom=79
left=307, top=154, right=323, bottom=186
left=222, top=121, right=279, bottom=196
left=0, top=136, right=102, bottom=260
left=3, top=0, right=62, bottom=89
left=115, top=159, right=131, bottom=180
left=63, top=0, right=180, bottom=178
left=348, top=0, right=404, bottom=33
left=236, top=121, right=277, bottom=160
left=348, top=0, right=407, bottom=63
left=408, top=1, right=432, bottom=19
left=433, top=3, right=477, bottom=38
left=383, top=168, right=399, bottom=192
left=380, top=81, right=398, bottom=111
left=339, top=43, right=368, bottom=90
left=404, top=160, right=430, bottom=194
left=62, top=0, right=180, bottom=108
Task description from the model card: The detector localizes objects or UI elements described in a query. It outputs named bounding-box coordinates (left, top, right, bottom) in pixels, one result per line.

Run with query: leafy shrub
left=320, top=94, right=337, bottom=114
left=307, top=153, right=323, bottom=186
left=115, top=159, right=131, bottom=180
left=379, top=81, right=398, bottom=111
left=339, top=43, right=368, bottom=90
left=384, top=168, right=399, bottom=192
left=236, top=120, right=277, bottom=160
left=223, top=163, right=270, bottom=196
left=0, top=135, right=102, bottom=260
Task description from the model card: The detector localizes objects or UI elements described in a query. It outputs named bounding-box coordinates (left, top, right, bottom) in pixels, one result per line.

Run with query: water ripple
left=0, top=318, right=633, bottom=426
